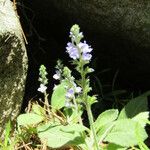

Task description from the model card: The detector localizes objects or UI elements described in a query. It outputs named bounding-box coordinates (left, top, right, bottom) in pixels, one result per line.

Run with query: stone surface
left=0, top=0, right=28, bottom=136
left=50, top=0, right=150, bottom=48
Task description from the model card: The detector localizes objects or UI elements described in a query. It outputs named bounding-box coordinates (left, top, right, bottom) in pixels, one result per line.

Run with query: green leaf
left=51, top=82, right=67, bottom=110
left=87, top=96, right=97, bottom=105
left=4, top=121, right=11, bottom=147
left=118, top=91, right=150, bottom=119
left=65, top=108, right=83, bottom=124
left=60, top=124, right=89, bottom=133
left=104, top=119, right=148, bottom=147
left=37, top=123, right=84, bottom=148
left=97, top=122, right=115, bottom=142
left=94, top=109, right=119, bottom=132
left=132, top=112, right=149, bottom=127
left=135, top=123, right=149, bottom=150
left=107, top=143, right=126, bottom=150
left=32, top=103, right=45, bottom=116
left=17, top=113, right=44, bottom=127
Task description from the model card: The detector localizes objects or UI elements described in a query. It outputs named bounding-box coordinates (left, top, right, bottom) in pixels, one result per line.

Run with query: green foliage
left=17, top=113, right=44, bottom=127
left=0, top=121, right=16, bottom=150
left=118, top=91, right=149, bottom=119
left=106, top=143, right=126, bottom=150
left=104, top=119, right=147, bottom=147
left=6, top=24, right=150, bottom=150
left=37, top=123, right=86, bottom=148
left=51, top=82, right=67, bottom=110
left=135, top=123, right=149, bottom=150
left=32, top=103, right=45, bottom=116
left=133, top=112, right=149, bottom=127
left=94, top=109, right=119, bottom=132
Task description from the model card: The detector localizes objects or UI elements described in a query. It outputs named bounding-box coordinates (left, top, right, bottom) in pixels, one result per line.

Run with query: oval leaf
left=17, top=113, right=44, bottom=127
left=51, top=82, right=67, bottom=110
left=104, top=119, right=148, bottom=147
left=94, top=109, right=119, bottom=132
left=37, top=123, right=84, bottom=148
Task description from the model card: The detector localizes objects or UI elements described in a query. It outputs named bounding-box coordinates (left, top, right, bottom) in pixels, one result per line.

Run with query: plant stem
left=72, top=96, right=83, bottom=125
left=86, top=101, right=99, bottom=150
left=79, top=61, right=99, bottom=150
left=44, top=92, right=51, bottom=115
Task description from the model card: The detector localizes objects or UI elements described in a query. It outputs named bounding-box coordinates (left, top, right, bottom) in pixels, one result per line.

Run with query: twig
left=16, top=141, right=32, bottom=150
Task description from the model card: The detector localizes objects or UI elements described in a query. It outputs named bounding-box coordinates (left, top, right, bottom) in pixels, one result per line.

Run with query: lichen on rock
left=0, top=0, right=28, bottom=136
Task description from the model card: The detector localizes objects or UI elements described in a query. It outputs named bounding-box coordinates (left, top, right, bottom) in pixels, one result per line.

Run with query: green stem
left=72, top=96, right=83, bottom=125
left=86, top=101, right=99, bottom=150
left=80, top=63, right=99, bottom=150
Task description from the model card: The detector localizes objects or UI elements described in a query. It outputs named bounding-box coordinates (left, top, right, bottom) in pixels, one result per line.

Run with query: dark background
left=18, top=0, right=150, bottom=112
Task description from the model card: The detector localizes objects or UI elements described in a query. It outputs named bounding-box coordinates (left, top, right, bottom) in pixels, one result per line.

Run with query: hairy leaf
left=94, top=109, right=119, bottom=132
left=37, top=123, right=84, bottom=148
left=51, top=82, right=67, bottom=110
left=104, top=119, right=148, bottom=147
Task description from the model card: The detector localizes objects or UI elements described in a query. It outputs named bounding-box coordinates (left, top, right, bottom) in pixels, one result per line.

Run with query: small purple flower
left=78, top=41, right=93, bottom=54
left=66, top=88, right=74, bottom=98
left=66, top=42, right=79, bottom=60
left=82, top=53, right=92, bottom=61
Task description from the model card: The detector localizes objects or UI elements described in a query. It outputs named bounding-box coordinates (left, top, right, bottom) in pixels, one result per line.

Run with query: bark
left=0, top=0, right=28, bottom=136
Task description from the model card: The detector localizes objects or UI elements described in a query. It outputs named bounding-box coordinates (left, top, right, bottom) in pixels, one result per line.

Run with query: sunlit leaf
left=17, top=113, right=44, bottom=127
left=51, top=82, right=67, bottom=110
left=94, top=109, right=119, bottom=132
left=104, top=119, right=148, bottom=147
left=37, top=123, right=84, bottom=148
left=132, top=112, right=149, bottom=127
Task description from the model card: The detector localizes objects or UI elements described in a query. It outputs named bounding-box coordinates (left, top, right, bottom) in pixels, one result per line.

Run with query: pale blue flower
left=78, top=41, right=93, bottom=54
left=82, top=53, right=92, bottom=61
left=78, top=41, right=93, bottom=61
left=66, top=88, right=74, bottom=98
left=66, top=42, right=79, bottom=60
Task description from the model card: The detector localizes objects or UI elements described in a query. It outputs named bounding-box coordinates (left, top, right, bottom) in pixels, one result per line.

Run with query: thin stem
left=72, top=96, right=83, bottom=125
left=80, top=63, right=99, bottom=150
left=44, top=92, right=51, bottom=116
left=85, top=100, right=99, bottom=150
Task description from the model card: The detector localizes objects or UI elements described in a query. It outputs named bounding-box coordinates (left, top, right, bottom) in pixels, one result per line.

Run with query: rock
left=0, top=0, right=28, bottom=136
left=50, top=0, right=150, bottom=48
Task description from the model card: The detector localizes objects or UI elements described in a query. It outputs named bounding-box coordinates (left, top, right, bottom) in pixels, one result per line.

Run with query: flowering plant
left=15, top=25, right=149, bottom=150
